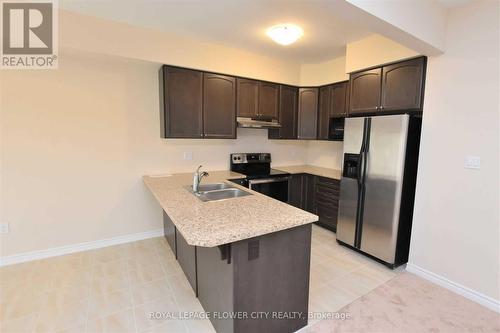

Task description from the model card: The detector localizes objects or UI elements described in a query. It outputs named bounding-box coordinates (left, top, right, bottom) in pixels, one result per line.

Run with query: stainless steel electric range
left=229, top=153, right=290, bottom=203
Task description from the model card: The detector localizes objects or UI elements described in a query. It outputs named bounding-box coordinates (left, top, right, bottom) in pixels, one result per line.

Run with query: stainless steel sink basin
left=185, top=183, right=252, bottom=202
left=197, top=182, right=233, bottom=192
left=197, top=188, right=251, bottom=202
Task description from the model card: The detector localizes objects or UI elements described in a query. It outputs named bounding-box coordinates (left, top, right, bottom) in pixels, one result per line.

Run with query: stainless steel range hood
left=237, top=116, right=281, bottom=129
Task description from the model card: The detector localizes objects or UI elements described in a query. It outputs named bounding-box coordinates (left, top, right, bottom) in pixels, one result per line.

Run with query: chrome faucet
left=193, top=165, right=209, bottom=194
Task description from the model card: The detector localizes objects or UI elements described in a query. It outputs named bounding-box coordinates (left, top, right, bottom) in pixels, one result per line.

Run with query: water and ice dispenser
left=342, top=153, right=360, bottom=179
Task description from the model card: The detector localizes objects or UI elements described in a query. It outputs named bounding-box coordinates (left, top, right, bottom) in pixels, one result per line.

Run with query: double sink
left=186, top=182, right=252, bottom=202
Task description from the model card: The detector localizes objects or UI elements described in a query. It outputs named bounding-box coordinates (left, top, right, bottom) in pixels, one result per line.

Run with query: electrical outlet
left=183, top=152, right=193, bottom=160
left=0, top=223, right=9, bottom=234
left=464, top=155, right=480, bottom=169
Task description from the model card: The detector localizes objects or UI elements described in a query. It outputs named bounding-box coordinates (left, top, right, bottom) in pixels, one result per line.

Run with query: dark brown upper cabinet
left=237, top=79, right=279, bottom=119
left=381, top=57, right=425, bottom=112
left=317, top=85, right=332, bottom=140
left=160, top=66, right=203, bottom=138
left=348, top=56, right=426, bottom=116
left=258, top=82, right=279, bottom=119
left=317, top=81, right=349, bottom=140
left=236, top=78, right=259, bottom=118
left=330, top=81, right=349, bottom=118
left=203, top=73, right=236, bottom=139
left=269, top=85, right=298, bottom=140
left=297, top=88, right=318, bottom=140
left=349, top=68, right=382, bottom=116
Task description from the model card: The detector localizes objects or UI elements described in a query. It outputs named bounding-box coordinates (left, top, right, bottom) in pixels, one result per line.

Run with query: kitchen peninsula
left=144, top=170, right=318, bottom=333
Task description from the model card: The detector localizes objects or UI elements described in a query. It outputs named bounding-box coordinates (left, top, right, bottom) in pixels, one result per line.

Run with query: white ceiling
left=60, top=0, right=373, bottom=64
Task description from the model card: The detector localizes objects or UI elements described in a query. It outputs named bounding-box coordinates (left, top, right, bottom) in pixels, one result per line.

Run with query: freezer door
left=360, top=115, right=409, bottom=264
left=337, top=117, right=365, bottom=247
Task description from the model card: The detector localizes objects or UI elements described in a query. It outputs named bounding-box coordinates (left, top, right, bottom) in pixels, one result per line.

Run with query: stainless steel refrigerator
left=336, top=114, right=421, bottom=268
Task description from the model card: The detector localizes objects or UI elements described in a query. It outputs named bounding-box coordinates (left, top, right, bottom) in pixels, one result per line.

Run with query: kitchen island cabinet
left=145, top=171, right=317, bottom=333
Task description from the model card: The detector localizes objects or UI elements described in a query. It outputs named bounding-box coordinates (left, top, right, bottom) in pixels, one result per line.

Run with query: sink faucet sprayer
left=193, top=165, right=209, bottom=194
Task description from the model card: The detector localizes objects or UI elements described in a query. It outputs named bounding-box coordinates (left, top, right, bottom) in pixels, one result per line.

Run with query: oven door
left=248, top=176, right=290, bottom=203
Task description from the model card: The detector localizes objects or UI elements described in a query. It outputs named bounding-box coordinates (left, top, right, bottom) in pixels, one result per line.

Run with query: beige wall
left=298, top=34, right=420, bottom=87
left=60, top=11, right=301, bottom=85
left=409, top=0, right=499, bottom=302
left=345, top=34, right=419, bottom=73
left=307, top=141, right=343, bottom=170
left=0, top=53, right=311, bottom=257
left=299, top=56, right=349, bottom=86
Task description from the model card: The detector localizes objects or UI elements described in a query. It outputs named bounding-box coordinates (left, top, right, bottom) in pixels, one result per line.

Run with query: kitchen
left=1, top=1, right=499, bottom=333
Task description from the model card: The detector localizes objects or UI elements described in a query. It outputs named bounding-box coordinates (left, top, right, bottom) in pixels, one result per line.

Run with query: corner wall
left=408, top=0, right=500, bottom=308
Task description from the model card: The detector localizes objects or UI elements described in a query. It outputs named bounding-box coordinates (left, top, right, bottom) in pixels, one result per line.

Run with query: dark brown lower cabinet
left=175, top=229, right=197, bottom=294
left=314, top=176, right=340, bottom=231
left=164, top=214, right=312, bottom=333
left=163, top=211, right=176, bottom=256
left=304, top=174, right=316, bottom=213
left=288, top=174, right=306, bottom=208
left=288, top=174, right=340, bottom=232
left=198, top=225, right=311, bottom=333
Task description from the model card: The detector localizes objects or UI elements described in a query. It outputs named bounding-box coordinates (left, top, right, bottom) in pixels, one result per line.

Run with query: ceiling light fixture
left=266, top=24, right=303, bottom=46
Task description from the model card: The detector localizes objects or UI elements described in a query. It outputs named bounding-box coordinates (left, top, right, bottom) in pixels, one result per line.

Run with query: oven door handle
left=248, top=176, right=291, bottom=187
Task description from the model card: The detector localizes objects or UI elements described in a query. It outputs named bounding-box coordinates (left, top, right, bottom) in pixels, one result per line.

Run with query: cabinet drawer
left=316, top=195, right=338, bottom=208
left=316, top=183, right=339, bottom=198
left=316, top=176, right=340, bottom=188
left=317, top=203, right=338, bottom=218
left=316, top=201, right=338, bottom=230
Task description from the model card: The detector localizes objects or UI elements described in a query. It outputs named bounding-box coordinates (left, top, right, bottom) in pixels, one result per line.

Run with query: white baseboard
left=406, top=263, right=500, bottom=313
left=0, top=229, right=164, bottom=267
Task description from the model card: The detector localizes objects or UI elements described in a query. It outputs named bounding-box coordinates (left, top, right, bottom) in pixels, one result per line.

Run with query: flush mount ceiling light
left=266, top=24, right=303, bottom=46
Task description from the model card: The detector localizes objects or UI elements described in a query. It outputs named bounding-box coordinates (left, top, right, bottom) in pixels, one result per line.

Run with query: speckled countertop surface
left=275, top=165, right=342, bottom=180
left=143, top=170, right=318, bottom=247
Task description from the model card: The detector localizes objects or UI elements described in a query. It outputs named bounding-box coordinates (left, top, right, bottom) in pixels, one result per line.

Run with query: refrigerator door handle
left=354, top=118, right=371, bottom=248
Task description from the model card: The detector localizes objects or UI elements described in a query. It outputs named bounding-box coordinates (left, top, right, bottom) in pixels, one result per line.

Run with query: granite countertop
left=275, top=165, right=342, bottom=180
left=143, top=170, right=318, bottom=247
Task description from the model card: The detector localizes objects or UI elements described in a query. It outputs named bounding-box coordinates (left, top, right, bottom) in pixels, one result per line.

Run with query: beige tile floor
left=0, top=225, right=399, bottom=333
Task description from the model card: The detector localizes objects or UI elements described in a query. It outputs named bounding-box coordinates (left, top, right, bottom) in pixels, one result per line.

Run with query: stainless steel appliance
left=337, top=115, right=421, bottom=268
left=237, top=115, right=281, bottom=129
left=229, top=153, right=290, bottom=203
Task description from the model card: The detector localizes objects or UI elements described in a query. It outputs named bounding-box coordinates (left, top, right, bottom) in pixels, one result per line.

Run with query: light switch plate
left=464, top=155, right=480, bottom=169
left=0, top=223, right=9, bottom=233
left=183, top=152, right=193, bottom=160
